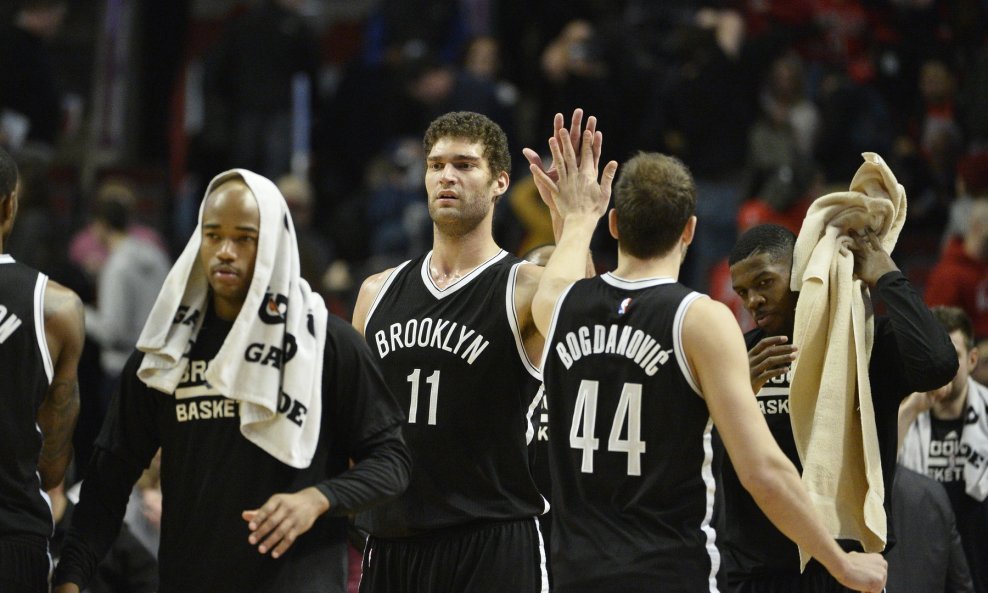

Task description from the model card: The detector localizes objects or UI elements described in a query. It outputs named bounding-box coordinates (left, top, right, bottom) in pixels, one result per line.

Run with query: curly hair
left=728, top=224, right=796, bottom=266
left=423, top=111, right=511, bottom=178
left=614, top=152, right=695, bottom=259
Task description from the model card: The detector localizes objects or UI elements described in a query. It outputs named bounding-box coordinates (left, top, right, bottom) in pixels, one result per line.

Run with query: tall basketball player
left=529, top=130, right=889, bottom=593
left=351, top=110, right=601, bottom=592
left=0, top=146, right=84, bottom=593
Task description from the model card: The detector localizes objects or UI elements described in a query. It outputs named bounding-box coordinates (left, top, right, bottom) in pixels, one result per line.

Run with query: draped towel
left=136, top=169, right=328, bottom=468
left=789, top=152, right=906, bottom=567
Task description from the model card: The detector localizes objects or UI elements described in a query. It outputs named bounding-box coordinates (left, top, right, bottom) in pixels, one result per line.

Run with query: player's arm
left=38, top=280, right=84, bottom=490
left=683, top=299, right=887, bottom=593
left=531, top=123, right=616, bottom=336
left=351, top=268, right=394, bottom=337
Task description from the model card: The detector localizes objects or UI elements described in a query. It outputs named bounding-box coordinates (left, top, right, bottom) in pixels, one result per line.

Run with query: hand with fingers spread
left=243, top=487, right=330, bottom=559
left=522, top=108, right=602, bottom=214
left=748, top=335, right=797, bottom=394
left=530, top=124, right=617, bottom=225
left=846, top=228, right=898, bottom=287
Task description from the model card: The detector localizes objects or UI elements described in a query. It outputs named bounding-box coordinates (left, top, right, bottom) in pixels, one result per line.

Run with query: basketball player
left=530, top=131, right=889, bottom=593
left=720, top=223, right=958, bottom=592
left=351, top=110, right=601, bottom=592
left=52, top=171, right=410, bottom=593
left=0, top=146, right=84, bottom=593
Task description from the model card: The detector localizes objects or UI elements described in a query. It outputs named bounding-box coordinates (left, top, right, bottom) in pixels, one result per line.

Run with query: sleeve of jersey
left=313, top=316, right=411, bottom=516
left=52, top=351, right=162, bottom=588
left=872, top=270, right=959, bottom=397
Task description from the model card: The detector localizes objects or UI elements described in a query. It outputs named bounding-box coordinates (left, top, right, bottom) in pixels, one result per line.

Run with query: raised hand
left=531, top=124, right=617, bottom=222
left=522, top=108, right=603, bottom=213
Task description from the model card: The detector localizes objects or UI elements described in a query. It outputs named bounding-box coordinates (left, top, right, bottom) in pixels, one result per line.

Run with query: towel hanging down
left=788, top=152, right=907, bottom=567
left=135, top=168, right=329, bottom=468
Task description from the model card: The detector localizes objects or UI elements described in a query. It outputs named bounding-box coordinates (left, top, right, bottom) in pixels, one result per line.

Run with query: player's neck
left=612, top=250, right=680, bottom=281
left=429, top=230, right=501, bottom=287
left=933, top=388, right=968, bottom=421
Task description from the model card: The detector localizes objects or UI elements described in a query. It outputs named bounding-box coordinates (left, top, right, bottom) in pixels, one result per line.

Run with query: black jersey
left=541, top=273, right=719, bottom=593
left=54, top=310, right=409, bottom=593
left=0, top=255, right=54, bottom=539
left=359, top=250, right=546, bottom=537
left=715, top=327, right=802, bottom=579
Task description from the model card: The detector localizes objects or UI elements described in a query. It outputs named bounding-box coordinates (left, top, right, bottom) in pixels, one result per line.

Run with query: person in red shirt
left=926, top=199, right=988, bottom=339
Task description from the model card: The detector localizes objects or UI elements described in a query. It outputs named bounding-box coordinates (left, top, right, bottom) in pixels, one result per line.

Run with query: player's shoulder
left=43, top=280, right=84, bottom=327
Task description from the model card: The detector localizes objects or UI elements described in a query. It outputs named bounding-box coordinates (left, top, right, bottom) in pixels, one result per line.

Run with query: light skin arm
left=685, top=299, right=887, bottom=592
left=38, top=281, right=84, bottom=491
left=530, top=125, right=617, bottom=336
left=351, top=268, right=395, bottom=338
left=897, top=388, right=942, bottom=454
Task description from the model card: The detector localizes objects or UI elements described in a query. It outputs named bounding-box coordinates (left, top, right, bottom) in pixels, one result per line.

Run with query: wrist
left=305, top=486, right=331, bottom=515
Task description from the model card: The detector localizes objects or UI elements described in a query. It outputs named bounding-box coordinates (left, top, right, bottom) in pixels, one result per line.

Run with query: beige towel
left=789, top=152, right=906, bottom=567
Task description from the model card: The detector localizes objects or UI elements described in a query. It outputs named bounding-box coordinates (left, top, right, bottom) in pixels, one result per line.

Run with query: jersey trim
left=420, top=250, right=509, bottom=299
left=533, top=517, right=550, bottom=593
left=363, top=259, right=413, bottom=336
left=0, top=254, right=14, bottom=264
left=538, top=281, right=579, bottom=373
left=700, top=418, right=722, bottom=593
left=600, top=273, right=676, bottom=290
left=673, top=292, right=706, bottom=398
left=506, top=262, right=541, bottom=380
left=34, top=274, right=53, bottom=383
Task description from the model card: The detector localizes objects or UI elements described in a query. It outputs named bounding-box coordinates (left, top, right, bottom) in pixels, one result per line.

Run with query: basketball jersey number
left=570, top=380, right=646, bottom=476
left=406, top=368, right=440, bottom=425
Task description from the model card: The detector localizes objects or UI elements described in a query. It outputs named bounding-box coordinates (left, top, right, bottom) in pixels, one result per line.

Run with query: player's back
left=0, top=256, right=54, bottom=538
left=542, top=273, right=719, bottom=593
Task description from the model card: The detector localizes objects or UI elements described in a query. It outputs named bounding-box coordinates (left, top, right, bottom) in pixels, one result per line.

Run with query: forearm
left=315, top=427, right=410, bottom=516
left=37, top=380, right=80, bottom=490
left=875, top=272, right=958, bottom=392
left=533, top=214, right=597, bottom=334
left=51, top=447, right=144, bottom=588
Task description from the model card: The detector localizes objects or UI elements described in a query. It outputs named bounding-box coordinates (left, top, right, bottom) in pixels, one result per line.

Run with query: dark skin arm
left=38, top=280, right=84, bottom=491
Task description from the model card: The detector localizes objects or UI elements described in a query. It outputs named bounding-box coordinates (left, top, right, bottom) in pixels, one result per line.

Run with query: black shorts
left=0, top=535, right=50, bottom=593
left=728, top=559, right=873, bottom=593
left=359, top=518, right=548, bottom=593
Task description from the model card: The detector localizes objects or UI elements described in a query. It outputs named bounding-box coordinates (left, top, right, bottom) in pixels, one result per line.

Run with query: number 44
left=570, top=380, right=646, bottom=476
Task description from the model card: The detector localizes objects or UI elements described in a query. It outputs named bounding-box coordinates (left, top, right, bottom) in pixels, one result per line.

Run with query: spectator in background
left=68, top=178, right=167, bottom=280
left=275, top=174, right=332, bottom=294
left=926, top=200, right=988, bottom=340
left=0, top=0, right=67, bottom=153
left=885, top=465, right=974, bottom=593
left=84, top=197, right=171, bottom=394
left=899, top=306, right=988, bottom=593
left=203, top=0, right=319, bottom=179
left=942, top=152, right=988, bottom=243
left=365, top=138, right=428, bottom=265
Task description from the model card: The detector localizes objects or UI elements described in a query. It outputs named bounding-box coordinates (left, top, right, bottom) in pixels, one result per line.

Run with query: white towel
left=789, top=152, right=907, bottom=566
left=136, top=169, right=328, bottom=468
left=901, top=378, right=988, bottom=502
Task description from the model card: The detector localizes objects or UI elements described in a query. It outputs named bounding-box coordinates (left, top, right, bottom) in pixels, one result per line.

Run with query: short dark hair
left=729, top=224, right=796, bottom=266
left=931, top=305, right=975, bottom=350
left=613, top=152, right=695, bottom=258
left=94, top=199, right=130, bottom=232
left=423, top=111, right=511, bottom=178
left=0, top=147, right=17, bottom=198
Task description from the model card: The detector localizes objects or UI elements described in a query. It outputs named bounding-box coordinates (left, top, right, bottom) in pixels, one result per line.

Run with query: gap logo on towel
left=173, top=305, right=201, bottom=327
left=259, top=290, right=289, bottom=324
left=244, top=332, right=298, bottom=369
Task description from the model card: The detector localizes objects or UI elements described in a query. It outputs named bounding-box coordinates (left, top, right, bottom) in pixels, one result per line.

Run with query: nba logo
left=618, top=297, right=632, bottom=315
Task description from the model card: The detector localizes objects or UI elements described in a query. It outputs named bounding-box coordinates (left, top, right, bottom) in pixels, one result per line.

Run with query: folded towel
left=136, top=169, right=328, bottom=468
left=789, top=152, right=907, bottom=566
left=901, top=377, right=988, bottom=502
